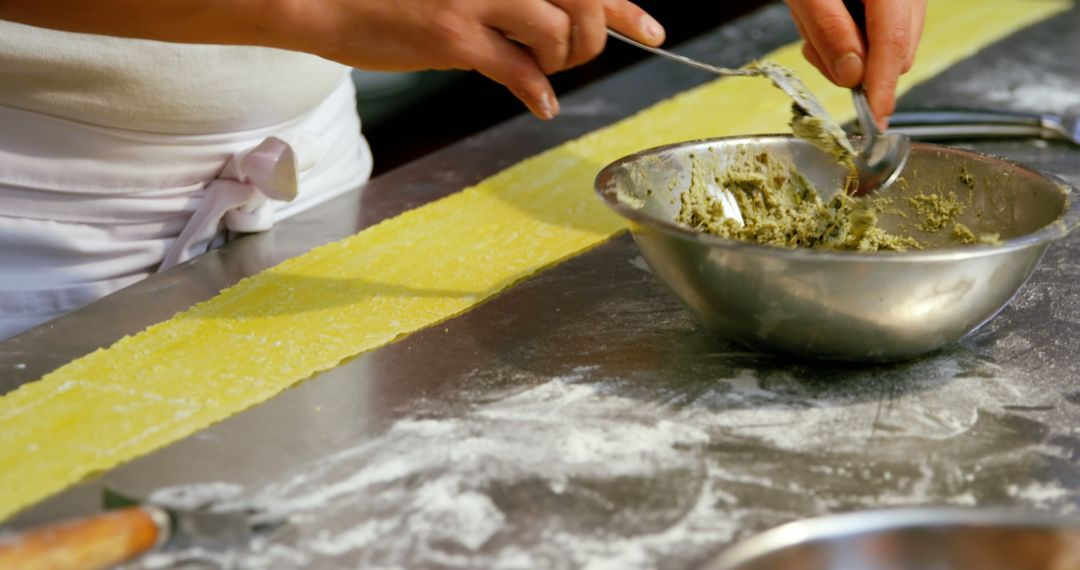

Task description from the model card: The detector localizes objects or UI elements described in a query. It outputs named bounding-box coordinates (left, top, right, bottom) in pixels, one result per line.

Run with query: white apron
left=0, top=77, right=373, bottom=340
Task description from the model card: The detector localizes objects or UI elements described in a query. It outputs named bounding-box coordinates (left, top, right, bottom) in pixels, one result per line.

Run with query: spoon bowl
left=849, top=87, right=912, bottom=196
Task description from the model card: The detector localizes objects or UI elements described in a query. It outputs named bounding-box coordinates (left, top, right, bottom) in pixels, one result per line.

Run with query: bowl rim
left=703, top=507, right=1080, bottom=570
left=594, top=135, right=1080, bottom=263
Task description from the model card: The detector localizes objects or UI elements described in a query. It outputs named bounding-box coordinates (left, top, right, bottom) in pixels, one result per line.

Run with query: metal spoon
left=606, top=29, right=854, bottom=163
left=606, top=29, right=760, bottom=77
left=843, top=0, right=911, bottom=196
left=849, top=86, right=910, bottom=196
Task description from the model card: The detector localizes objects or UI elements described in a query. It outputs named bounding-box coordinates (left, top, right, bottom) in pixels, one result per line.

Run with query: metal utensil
left=843, top=0, right=911, bottom=196
left=607, top=29, right=759, bottom=78
left=703, top=508, right=1080, bottom=570
left=849, top=86, right=912, bottom=195
left=594, top=135, right=1079, bottom=361
left=887, top=106, right=1080, bottom=145
left=606, top=29, right=854, bottom=164
left=0, top=487, right=285, bottom=570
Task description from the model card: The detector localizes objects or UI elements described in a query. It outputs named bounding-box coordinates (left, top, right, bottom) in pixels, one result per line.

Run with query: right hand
left=284, top=0, right=665, bottom=120
left=785, top=0, right=926, bottom=127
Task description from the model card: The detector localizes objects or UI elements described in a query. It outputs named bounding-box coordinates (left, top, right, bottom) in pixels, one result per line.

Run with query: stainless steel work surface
left=4, top=5, right=1080, bottom=569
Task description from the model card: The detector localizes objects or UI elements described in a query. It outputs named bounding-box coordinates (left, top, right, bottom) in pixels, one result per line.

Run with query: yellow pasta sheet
left=0, top=0, right=1068, bottom=521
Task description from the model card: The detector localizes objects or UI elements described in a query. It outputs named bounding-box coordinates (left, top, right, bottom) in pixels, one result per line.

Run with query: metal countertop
left=4, top=4, right=1080, bottom=569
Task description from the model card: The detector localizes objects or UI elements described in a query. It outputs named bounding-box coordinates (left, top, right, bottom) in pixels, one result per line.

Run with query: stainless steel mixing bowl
left=594, top=136, right=1079, bottom=361
left=702, top=508, right=1080, bottom=570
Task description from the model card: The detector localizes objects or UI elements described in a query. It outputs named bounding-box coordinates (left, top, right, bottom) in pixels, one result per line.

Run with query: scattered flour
left=1008, top=482, right=1072, bottom=504
left=629, top=256, right=653, bottom=274
left=129, top=350, right=1065, bottom=570
left=147, top=481, right=245, bottom=511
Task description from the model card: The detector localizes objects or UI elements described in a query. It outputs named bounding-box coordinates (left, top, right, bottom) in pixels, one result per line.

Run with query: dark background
left=359, top=1, right=775, bottom=175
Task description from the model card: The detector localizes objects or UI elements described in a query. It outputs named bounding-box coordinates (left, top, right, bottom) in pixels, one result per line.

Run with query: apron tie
left=158, top=136, right=299, bottom=271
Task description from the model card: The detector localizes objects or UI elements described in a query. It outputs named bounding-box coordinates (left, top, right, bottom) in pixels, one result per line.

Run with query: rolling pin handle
left=0, top=506, right=169, bottom=570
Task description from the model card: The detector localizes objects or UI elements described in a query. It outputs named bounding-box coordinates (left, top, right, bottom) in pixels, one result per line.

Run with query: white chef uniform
left=0, top=21, right=373, bottom=340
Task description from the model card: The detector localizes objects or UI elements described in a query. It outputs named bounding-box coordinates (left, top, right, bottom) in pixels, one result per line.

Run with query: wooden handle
left=0, top=507, right=166, bottom=570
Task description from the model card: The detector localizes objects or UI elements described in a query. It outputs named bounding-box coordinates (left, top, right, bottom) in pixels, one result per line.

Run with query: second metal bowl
left=703, top=508, right=1080, bottom=570
left=594, top=136, right=1079, bottom=361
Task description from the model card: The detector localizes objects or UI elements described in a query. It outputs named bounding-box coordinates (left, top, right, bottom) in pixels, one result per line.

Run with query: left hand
left=785, top=0, right=927, bottom=127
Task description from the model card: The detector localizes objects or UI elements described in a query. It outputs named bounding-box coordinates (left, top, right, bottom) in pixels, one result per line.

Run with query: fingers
left=489, top=0, right=660, bottom=76
left=863, top=0, right=913, bottom=123
left=549, top=0, right=665, bottom=70
left=904, top=0, right=927, bottom=73
left=790, top=9, right=830, bottom=80
left=784, top=0, right=865, bottom=88
left=547, top=0, right=607, bottom=69
left=479, top=0, right=663, bottom=119
left=604, top=0, right=665, bottom=47
left=486, top=1, right=572, bottom=75
left=788, top=0, right=923, bottom=126
left=801, top=42, right=829, bottom=79
left=463, top=26, right=560, bottom=120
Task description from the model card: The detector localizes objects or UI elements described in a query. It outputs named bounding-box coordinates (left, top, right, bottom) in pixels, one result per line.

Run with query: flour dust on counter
left=125, top=232, right=1080, bottom=570
left=126, top=342, right=1080, bottom=570
left=944, top=39, right=1080, bottom=112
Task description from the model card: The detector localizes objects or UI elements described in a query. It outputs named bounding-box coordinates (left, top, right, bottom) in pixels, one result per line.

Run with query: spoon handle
left=853, top=88, right=882, bottom=136
left=842, top=1, right=879, bottom=137
left=605, top=29, right=759, bottom=77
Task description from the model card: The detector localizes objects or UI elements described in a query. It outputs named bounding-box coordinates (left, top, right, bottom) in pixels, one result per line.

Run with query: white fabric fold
left=159, top=136, right=301, bottom=270
left=0, top=76, right=373, bottom=339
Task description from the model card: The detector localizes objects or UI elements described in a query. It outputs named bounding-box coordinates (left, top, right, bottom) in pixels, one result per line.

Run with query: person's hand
left=0, top=0, right=663, bottom=120
left=286, top=0, right=665, bottom=120
left=784, top=0, right=926, bottom=126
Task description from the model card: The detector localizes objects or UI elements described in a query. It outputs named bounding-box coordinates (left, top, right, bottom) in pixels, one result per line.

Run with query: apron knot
left=159, top=136, right=299, bottom=271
